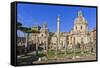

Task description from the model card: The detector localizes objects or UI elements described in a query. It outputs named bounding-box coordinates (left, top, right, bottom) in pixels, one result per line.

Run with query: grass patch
left=47, top=50, right=55, bottom=58
left=37, top=49, right=96, bottom=59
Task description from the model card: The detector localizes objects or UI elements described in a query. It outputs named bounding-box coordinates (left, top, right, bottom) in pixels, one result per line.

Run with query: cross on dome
left=78, top=10, right=83, bottom=17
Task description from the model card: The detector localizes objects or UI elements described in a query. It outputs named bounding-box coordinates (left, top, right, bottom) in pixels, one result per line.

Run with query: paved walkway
left=33, top=56, right=96, bottom=64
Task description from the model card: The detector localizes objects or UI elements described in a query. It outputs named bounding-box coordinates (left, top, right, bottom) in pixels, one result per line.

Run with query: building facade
left=68, top=10, right=91, bottom=48
left=28, top=10, right=96, bottom=50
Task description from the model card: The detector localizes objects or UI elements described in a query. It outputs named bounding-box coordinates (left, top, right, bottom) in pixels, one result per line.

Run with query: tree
left=17, top=23, right=40, bottom=54
left=17, top=22, right=22, bottom=38
left=17, top=22, right=22, bottom=30
left=17, top=21, right=41, bottom=55
left=31, top=26, right=40, bottom=55
left=19, top=27, right=31, bottom=54
left=22, top=27, right=40, bottom=54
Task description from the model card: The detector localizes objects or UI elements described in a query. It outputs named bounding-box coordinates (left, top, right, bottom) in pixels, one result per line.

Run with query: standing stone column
left=25, top=33, right=28, bottom=55
left=46, top=37, right=48, bottom=57
left=64, top=37, right=67, bottom=55
left=43, top=40, right=46, bottom=53
left=36, top=34, right=38, bottom=55
left=25, top=33, right=28, bottom=48
left=55, top=16, right=60, bottom=58
left=57, top=16, right=60, bottom=49
left=72, top=37, right=76, bottom=59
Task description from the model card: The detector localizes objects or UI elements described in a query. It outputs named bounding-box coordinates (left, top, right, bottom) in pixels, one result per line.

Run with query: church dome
left=74, top=10, right=87, bottom=25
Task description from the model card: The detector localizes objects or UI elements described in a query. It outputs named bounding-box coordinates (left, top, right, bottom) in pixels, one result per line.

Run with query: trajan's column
left=55, top=16, right=60, bottom=58
left=57, top=16, right=60, bottom=49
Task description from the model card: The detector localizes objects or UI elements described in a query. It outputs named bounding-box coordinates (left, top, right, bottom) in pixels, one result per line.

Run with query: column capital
left=57, top=16, right=60, bottom=21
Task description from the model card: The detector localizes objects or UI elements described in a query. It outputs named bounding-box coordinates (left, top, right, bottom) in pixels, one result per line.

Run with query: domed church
left=68, top=10, right=91, bottom=48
